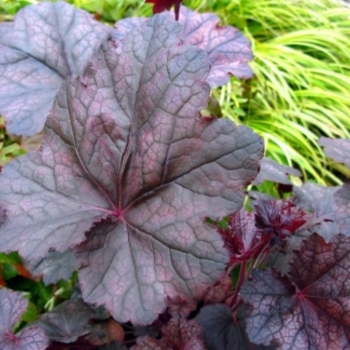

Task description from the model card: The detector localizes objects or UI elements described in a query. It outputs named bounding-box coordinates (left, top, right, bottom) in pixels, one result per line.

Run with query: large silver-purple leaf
left=0, top=13, right=263, bottom=325
left=0, top=1, right=112, bottom=136
left=0, top=288, right=48, bottom=350
left=112, top=6, right=253, bottom=87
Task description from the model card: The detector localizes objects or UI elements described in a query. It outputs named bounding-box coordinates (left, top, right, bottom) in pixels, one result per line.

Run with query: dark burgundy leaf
left=220, top=200, right=308, bottom=264
left=255, top=199, right=307, bottom=239
left=0, top=13, right=263, bottom=325
left=196, top=304, right=276, bottom=350
left=241, top=234, right=350, bottom=349
left=253, top=157, right=301, bottom=185
left=112, top=6, right=253, bottom=87
left=146, top=0, right=182, bottom=20
left=319, top=137, right=350, bottom=169
left=34, top=298, right=100, bottom=343
left=218, top=209, right=261, bottom=261
left=0, top=288, right=48, bottom=350
left=24, top=250, right=78, bottom=285
left=132, top=316, right=205, bottom=350
left=0, top=2, right=111, bottom=136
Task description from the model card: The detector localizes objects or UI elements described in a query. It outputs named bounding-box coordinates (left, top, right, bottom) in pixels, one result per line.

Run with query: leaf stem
left=229, top=261, right=247, bottom=308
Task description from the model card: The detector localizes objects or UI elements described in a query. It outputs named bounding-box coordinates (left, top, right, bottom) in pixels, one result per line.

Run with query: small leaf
left=241, top=234, right=350, bottom=349
left=253, top=158, right=301, bottom=185
left=24, top=250, right=78, bottom=285
left=319, top=137, right=350, bottom=169
left=0, top=287, right=48, bottom=350
left=294, top=182, right=348, bottom=237
left=0, top=2, right=112, bottom=136
left=196, top=304, right=276, bottom=350
left=34, top=298, right=100, bottom=343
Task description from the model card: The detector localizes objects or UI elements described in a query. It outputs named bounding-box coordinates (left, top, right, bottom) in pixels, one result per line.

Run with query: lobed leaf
left=0, top=288, right=48, bottom=350
left=241, top=234, right=350, bottom=349
left=177, top=6, right=253, bottom=86
left=112, top=6, right=253, bottom=87
left=34, top=299, right=98, bottom=343
left=0, top=13, right=263, bottom=324
left=294, top=182, right=349, bottom=237
left=0, top=2, right=112, bottom=136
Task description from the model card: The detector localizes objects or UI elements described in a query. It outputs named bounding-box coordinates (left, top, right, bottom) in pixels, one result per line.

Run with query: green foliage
left=0, top=0, right=36, bottom=20
left=192, top=0, right=350, bottom=185
left=2, top=0, right=350, bottom=185
left=65, top=0, right=350, bottom=185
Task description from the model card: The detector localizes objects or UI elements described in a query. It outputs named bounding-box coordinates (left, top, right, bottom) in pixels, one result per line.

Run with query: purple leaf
left=0, top=13, right=263, bottom=325
left=0, top=2, right=112, bottom=136
left=177, top=6, right=253, bottom=86
left=319, top=137, right=350, bottom=169
left=294, top=183, right=348, bottom=237
left=219, top=199, right=308, bottom=264
left=34, top=298, right=101, bottom=343
left=254, top=199, right=307, bottom=239
left=241, top=234, right=350, bottom=349
left=24, top=250, right=78, bottom=285
left=112, top=6, right=253, bottom=87
left=253, top=157, right=301, bottom=185
left=196, top=304, right=276, bottom=350
left=0, top=288, right=48, bottom=350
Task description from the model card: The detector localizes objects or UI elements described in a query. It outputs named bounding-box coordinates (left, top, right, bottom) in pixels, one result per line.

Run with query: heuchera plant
left=0, top=2, right=350, bottom=349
